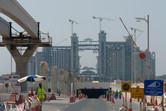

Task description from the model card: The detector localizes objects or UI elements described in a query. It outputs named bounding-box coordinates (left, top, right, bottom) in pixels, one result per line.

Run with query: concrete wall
left=58, top=70, right=71, bottom=96
left=51, top=66, right=57, bottom=93
left=40, top=62, right=49, bottom=92
left=74, top=82, right=121, bottom=92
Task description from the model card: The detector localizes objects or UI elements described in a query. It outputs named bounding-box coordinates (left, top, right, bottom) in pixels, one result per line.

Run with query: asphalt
left=5, top=96, right=166, bottom=111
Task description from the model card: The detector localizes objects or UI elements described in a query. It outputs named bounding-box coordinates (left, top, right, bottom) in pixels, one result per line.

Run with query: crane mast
left=69, top=19, right=78, bottom=35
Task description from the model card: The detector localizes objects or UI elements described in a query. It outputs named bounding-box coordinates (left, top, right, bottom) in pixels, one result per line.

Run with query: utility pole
left=135, top=15, right=150, bottom=111
left=135, top=15, right=150, bottom=79
left=69, top=19, right=78, bottom=35
left=93, top=16, right=114, bottom=32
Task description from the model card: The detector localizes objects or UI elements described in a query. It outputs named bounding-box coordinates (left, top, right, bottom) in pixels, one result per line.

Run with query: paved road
left=8, top=97, right=164, bottom=111
left=62, top=98, right=140, bottom=111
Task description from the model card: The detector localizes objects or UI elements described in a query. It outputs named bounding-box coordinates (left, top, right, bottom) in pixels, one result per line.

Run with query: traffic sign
left=131, top=86, right=144, bottom=98
left=78, top=89, right=81, bottom=94
left=139, top=53, right=146, bottom=59
left=164, top=83, right=166, bottom=93
left=144, top=80, right=163, bottom=96
left=121, top=82, right=131, bottom=92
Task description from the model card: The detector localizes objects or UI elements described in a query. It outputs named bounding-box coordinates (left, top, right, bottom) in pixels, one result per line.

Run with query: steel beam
left=0, top=0, right=38, bottom=38
left=0, top=16, right=10, bottom=37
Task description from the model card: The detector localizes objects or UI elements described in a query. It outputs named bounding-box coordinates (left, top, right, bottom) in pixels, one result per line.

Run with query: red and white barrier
left=69, top=93, right=74, bottom=103
left=155, top=97, right=158, bottom=106
left=139, top=102, right=142, bottom=111
left=128, top=98, right=132, bottom=111
left=154, top=107, right=158, bottom=111
left=4, top=102, right=9, bottom=111
left=145, top=97, right=147, bottom=103
left=150, top=97, right=152, bottom=104
left=111, top=97, right=114, bottom=103
left=50, top=93, right=56, bottom=100
left=122, top=96, right=124, bottom=107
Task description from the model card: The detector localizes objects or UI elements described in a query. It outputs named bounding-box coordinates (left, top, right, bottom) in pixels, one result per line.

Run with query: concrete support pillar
left=51, top=66, right=57, bottom=93
left=5, top=44, right=38, bottom=91
left=63, top=71, right=70, bottom=96
left=40, top=62, right=49, bottom=92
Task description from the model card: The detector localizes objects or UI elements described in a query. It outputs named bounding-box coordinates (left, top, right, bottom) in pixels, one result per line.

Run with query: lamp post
left=135, top=15, right=150, bottom=80
left=136, top=15, right=150, bottom=111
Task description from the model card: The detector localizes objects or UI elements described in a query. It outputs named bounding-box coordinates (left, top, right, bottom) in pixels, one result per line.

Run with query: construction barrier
left=17, top=95, right=24, bottom=105
left=4, top=102, right=9, bottom=111
left=155, top=97, right=158, bottom=106
left=8, top=94, right=17, bottom=104
left=35, top=97, right=40, bottom=111
left=50, top=93, right=56, bottom=100
left=69, top=93, right=74, bottom=103
left=150, top=97, right=152, bottom=105
left=154, top=107, right=158, bottom=111
left=111, top=97, right=114, bottom=103
left=137, top=98, right=140, bottom=102
left=128, top=98, right=132, bottom=111
left=28, top=89, right=34, bottom=97
left=109, top=97, right=112, bottom=102
left=122, top=96, right=124, bottom=107
left=145, top=98, right=147, bottom=103
left=139, top=102, right=142, bottom=111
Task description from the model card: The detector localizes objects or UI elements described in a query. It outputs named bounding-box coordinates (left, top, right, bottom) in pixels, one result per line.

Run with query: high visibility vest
left=109, top=91, right=112, bottom=96
left=106, top=91, right=109, bottom=95
left=119, top=92, right=122, bottom=95
left=37, top=87, right=45, bottom=99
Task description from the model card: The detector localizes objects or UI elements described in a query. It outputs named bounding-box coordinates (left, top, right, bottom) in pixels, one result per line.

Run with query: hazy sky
left=0, top=0, right=166, bottom=76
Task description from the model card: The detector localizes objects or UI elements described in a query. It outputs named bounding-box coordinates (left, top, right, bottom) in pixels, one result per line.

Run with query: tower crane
left=131, top=27, right=143, bottom=83
left=93, top=16, right=115, bottom=32
left=69, top=19, right=78, bottom=35
left=131, top=27, right=143, bottom=42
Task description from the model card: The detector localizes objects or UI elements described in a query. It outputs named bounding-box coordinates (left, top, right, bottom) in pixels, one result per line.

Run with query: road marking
left=57, top=110, right=60, bottom=111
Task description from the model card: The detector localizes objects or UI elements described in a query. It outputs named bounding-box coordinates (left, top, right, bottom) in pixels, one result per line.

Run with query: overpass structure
left=0, top=0, right=52, bottom=91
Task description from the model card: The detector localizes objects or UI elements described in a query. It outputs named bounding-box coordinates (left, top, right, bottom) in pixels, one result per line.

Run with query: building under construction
left=27, top=31, right=156, bottom=83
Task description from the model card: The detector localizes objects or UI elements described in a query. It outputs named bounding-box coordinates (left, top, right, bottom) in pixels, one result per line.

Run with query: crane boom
left=93, top=16, right=115, bottom=32
left=93, top=16, right=114, bottom=21
left=69, top=19, right=78, bottom=24
left=131, top=27, right=143, bottom=32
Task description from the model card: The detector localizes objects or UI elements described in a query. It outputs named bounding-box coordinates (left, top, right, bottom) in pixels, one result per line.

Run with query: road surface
left=62, top=98, right=140, bottom=111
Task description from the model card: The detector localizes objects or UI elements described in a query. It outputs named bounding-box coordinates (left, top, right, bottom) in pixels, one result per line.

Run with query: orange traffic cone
left=128, top=98, right=132, bottom=111
left=35, top=97, right=40, bottom=111
left=111, top=97, right=114, bottom=103
left=69, top=93, right=74, bottom=103
left=155, top=97, right=158, bottom=106
left=122, top=96, right=124, bottom=107
left=150, top=97, right=152, bottom=104
left=109, top=97, right=111, bottom=102
left=145, top=97, right=147, bottom=103
left=154, top=107, right=158, bottom=111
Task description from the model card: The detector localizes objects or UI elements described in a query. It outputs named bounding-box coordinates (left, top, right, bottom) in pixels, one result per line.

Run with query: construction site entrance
left=77, top=89, right=107, bottom=98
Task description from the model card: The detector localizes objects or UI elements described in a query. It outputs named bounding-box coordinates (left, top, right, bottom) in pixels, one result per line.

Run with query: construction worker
left=109, top=88, right=112, bottom=101
left=115, top=89, right=118, bottom=99
left=106, top=89, right=109, bottom=101
left=36, top=83, right=45, bottom=111
left=118, top=90, right=122, bottom=99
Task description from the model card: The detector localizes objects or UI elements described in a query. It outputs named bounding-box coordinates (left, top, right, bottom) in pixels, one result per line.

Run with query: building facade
left=27, top=31, right=156, bottom=83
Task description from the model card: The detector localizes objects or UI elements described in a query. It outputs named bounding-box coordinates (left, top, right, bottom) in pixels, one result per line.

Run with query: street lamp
left=135, top=15, right=150, bottom=80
